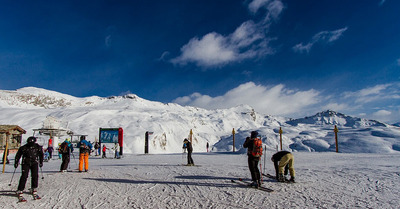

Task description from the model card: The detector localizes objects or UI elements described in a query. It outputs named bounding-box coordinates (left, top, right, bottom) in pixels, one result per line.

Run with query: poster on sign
left=99, top=128, right=123, bottom=155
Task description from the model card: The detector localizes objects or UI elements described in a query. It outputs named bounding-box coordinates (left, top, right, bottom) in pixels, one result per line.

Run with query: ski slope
left=1, top=152, right=399, bottom=208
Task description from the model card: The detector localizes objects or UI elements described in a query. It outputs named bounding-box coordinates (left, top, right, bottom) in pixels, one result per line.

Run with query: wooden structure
left=0, top=125, right=26, bottom=150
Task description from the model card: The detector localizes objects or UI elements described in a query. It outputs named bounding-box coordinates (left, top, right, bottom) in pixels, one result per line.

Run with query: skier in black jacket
left=183, top=139, right=194, bottom=166
left=14, top=136, right=44, bottom=197
left=271, top=151, right=296, bottom=183
left=243, top=131, right=261, bottom=188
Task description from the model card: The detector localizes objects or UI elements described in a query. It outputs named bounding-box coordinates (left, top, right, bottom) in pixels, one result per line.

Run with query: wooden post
left=279, top=127, right=283, bottom=151
left=145, top=131, right=149, bottom=154
left=334, top=125, right=339, bottom=153
left=232, top=128, right=236, bottom=152
left=189, top=129, right=193, bottom=143
left=2, top=132, right=10, bottom=173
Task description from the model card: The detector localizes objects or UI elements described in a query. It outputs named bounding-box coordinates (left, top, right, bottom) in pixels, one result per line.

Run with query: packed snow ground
left=1, top=151, right=399, bottom=209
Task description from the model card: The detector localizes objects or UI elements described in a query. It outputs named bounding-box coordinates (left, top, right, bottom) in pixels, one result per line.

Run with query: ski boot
left=248, top=181, right=259, bottom=188
left=30, top=188, right=41, bottom=200
left=289, top=176, right=296, bottom=183
left=278, top=174, right=285, bottom=182
left=16, top=190, right=26, bottom=202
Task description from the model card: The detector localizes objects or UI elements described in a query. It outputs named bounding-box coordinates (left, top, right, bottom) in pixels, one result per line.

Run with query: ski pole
left=263, top=145, right=266, bottom=174
left=40, top=166, right=44, bottom=180
left=8, top=167, right=17, bottom=186
left=71, top=152, right=78, bottom=167
left=182, top=149, right=184, bottom=165
left=260, top=157, right=263, bottom=183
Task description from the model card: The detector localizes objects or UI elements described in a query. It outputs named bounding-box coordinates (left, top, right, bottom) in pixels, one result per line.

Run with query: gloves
left=14, top=163, right=18, bottom=168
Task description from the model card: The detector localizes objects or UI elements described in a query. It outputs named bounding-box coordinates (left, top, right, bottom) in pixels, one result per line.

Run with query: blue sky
left=1, top=0, right=399, bottom=123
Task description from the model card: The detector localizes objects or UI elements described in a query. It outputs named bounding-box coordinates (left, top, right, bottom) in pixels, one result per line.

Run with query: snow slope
left=0, top=152, right=399, bottom=208
left=0, top=87, right=399, bottom=154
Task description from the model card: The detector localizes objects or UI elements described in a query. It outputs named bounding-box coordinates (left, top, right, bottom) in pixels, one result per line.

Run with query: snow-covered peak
left=285, top=110, right=387, bottom=128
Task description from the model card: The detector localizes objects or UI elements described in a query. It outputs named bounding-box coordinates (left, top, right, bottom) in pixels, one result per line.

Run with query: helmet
left=27, top=136, right=37, bottom=144
left=66, top=138, right=71, bottom=142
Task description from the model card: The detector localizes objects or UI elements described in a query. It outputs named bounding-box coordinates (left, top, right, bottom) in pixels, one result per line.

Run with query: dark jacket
left=183, top=141, right=193, bottom=153
left=15, top=143, right=44, bottom=166
left=271, top=151, right=291, bottom=176
left=243, top=137, right=255, bottom=157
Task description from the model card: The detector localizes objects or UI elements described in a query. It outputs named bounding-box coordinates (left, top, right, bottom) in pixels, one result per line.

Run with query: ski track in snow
left=1, top=152, right=399, bottom=209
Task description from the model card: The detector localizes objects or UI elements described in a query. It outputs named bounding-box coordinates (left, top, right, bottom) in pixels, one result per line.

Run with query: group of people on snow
left=244, top=130, right=296, bottom=188
left=10, top=130, right=295, bottom=198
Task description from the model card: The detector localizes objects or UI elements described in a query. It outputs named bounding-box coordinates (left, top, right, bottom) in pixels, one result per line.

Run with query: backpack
left=80, top=142, right=89, bottom=152
left=251, top=137, right=263, bottom=157
left=60, top=142, right=69, bottom=154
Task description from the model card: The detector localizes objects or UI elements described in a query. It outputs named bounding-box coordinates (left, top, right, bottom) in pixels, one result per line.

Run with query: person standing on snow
left=77, top=136, right=92, bottom=172
left=271, top=151, right=296, bottom=183
left=243, top=131, right=262, bottom=188
left=59, top=138, right=74, bottom=172
left=94, top=142, right=100, bottom=156
left=114, top=143, right=120, bottom=159
left=14, top=136, right=44, bottom=198
left=183, top=139, right=194, bottom=166
left=47, top=145, right=54, bottom=159
left=102, top=144, right=107, bottom=158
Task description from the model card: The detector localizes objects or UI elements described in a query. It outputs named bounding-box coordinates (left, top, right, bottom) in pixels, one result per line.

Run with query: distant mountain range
left=286, top=110, right=387, bottom=127
left=0, top=87, right=399, bottom=154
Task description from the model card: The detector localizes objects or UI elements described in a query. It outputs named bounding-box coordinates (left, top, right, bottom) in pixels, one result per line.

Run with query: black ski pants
left=248, top=156, right=260, bottom=182
left=60, top=154, right=70, bottom=171
left=18, top=163, right=39, bottom=191
left=187, top=152, right=194, bottom=165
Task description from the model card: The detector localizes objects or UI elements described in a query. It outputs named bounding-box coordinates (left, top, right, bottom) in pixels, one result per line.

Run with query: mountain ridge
left=0, top=87, right=399, bottom=154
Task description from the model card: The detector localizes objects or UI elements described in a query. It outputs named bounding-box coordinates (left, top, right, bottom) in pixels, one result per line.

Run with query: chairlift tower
left=32, top=116, right=73, bottom=148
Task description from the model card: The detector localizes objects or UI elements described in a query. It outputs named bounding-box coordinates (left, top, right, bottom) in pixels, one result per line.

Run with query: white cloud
left=373, top=109, right=391, bottom=117
left=157, top=51, right=170, bottom=61
left=174, top=82, right=400, bottom=123
left=248, top=0, right=271, bottom=14
left=330, top=83, right=400, bottom=123
left=170, top=32, right=236, bottom=67
left=293, top=27, right=348, bottom=53
left=173, top=82, right=320, bottom=116
left=265, top=0, right=284, bottom=21
left=170, top=0, right=283, bottom=68
left=323, top=102, right=349, bottom=112
left=292, top=42, right=313, bottom=54
left=105, top=35, right=112, bottom=47
left=342, top=83, right=398, bottom=104
left=313, top=27, right=348, bottom=43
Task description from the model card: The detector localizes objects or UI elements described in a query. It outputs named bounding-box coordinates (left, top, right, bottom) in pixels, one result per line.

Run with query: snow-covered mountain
left=0, top=87, right=399, bottom=154
left=286, top=110, right=387, bottom=127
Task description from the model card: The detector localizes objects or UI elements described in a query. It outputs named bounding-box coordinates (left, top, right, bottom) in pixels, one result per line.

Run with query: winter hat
left=251, top=131, right=258, bottom=138
left=27, top=136, right=37, bottom=144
